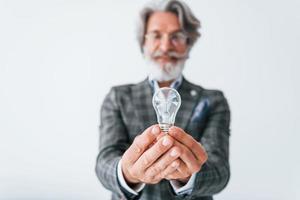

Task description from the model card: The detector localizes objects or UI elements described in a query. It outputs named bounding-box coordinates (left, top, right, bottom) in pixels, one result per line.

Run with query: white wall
left=0, top=0, right=299, bottom=199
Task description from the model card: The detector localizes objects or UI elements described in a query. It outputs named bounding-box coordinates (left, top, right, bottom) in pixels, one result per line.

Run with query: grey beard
left=143, top=47, right=188, bottom=82
left=146, top=58, right=185, bottom=82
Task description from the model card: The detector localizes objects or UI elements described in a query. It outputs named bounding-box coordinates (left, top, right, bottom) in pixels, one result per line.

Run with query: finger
left=156, top=132, right=167, bottom=141
left=145, top=146, right=181, bottom=178
left=173, top=140, right=202, bottom=173
left=164, top=161, right=189, bottom=180
left=169, top=126, right=207, bottom=163
left=132, top=135, right=174, bottom=172
left=148, top=132, right=166, bottom=148
left=154, top=159, right=181, bottom=180
left=164, top=170, right=182, bottom=180
left=124, top=124, right=161, bottom=165
left=149, top=131, right=165, bottom=148
left=175, top=160, right=191, bottom=177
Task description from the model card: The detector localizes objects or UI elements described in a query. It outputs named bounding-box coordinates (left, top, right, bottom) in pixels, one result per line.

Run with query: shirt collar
left=148, top=74, right=183, bottom=93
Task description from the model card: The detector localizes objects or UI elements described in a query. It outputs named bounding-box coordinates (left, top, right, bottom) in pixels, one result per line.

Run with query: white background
left=0, top=0, right=299, bottom=199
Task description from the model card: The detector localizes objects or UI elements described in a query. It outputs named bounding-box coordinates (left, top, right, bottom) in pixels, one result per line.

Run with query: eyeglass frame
left=144, top=30, right=188, bottom=46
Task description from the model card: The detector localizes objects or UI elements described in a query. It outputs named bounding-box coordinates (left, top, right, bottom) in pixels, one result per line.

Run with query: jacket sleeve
left=185, top=91, right=231, bottom=198
left=95, top=87, right=141, bottom=200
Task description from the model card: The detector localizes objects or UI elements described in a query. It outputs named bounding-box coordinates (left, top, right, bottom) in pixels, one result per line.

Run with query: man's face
left=143, top=12, right=189, bottom=81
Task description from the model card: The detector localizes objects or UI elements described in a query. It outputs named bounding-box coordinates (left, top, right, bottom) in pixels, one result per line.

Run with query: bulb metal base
left=159, top=123, right=172, bottom=134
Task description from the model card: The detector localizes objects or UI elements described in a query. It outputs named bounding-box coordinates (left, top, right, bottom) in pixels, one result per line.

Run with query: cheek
left=175, top=45, right=188, bottom=54
left=144, top=42, right=158, bottom=54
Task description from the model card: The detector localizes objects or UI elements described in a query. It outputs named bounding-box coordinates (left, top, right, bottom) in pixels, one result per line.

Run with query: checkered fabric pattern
left=95, top=77, right=231, bottom=200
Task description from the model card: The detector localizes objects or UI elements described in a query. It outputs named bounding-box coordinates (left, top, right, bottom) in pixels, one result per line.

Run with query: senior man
left=95, top=0, right=231, bottom=199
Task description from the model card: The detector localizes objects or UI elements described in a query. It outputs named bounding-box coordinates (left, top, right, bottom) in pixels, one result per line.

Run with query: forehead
left=146, top=11, right=181, bottom=33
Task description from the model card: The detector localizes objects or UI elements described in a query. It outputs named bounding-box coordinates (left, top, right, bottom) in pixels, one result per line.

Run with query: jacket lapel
left=175, top=78, right=202, bottom=130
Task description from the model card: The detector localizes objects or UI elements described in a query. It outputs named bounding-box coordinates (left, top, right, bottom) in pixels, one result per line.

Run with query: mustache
left=152, top=50, right=188, bottom=60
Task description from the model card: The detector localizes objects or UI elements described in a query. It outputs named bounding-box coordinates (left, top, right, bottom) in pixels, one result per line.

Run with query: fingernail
left=172, top=161, right=179, bottom=168
left=162, top=137, right=171, bottom=146
left=152, top=126, right=160, bottom=135
left=170, top=149, right=178, bottom=157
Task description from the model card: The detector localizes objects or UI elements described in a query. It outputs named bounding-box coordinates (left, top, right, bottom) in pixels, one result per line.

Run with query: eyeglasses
left=145, top=31, right=188, bottom=46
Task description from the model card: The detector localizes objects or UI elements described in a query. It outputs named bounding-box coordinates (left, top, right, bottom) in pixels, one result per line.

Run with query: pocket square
left=191, top=99, right=209, bottom=123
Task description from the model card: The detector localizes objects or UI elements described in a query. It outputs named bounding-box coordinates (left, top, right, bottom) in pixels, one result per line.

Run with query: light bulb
left=152, top=87, right=181, bottom=133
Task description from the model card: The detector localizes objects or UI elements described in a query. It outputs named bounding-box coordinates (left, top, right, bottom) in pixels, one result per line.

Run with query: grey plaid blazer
left=95, top=77, right=230, bottom=200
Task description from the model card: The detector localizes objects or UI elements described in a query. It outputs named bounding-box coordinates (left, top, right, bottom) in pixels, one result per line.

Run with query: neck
left=158, top=80, right=174, bottom=88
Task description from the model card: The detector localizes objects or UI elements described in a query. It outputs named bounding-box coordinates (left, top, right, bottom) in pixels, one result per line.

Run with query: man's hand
left=121, top=125, right=181, bottom=185
left=121, top=125, right=208, bottom=186
left=162, top=126, right=208, bottom=183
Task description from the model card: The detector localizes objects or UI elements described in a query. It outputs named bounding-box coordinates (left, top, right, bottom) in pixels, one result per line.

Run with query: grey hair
left=137, top=0, right=201, bottom=53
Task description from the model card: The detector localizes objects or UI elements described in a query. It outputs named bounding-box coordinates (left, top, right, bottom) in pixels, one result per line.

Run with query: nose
left=159, top=35, right=173, bottom=53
